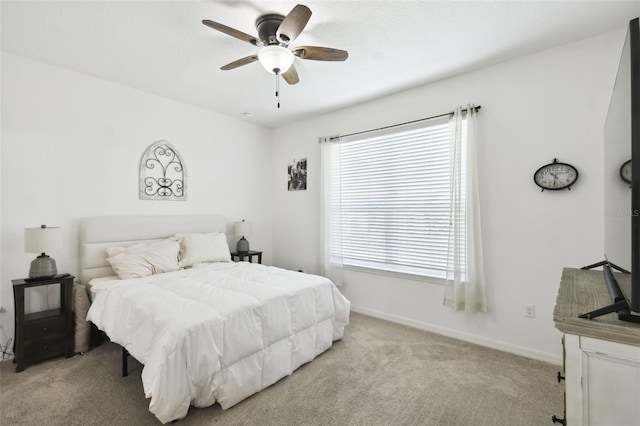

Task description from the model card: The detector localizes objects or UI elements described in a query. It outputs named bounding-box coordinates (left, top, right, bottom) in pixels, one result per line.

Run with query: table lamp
left=234, top=220, right=251, bottom=253
left=25, top=225, right=61, bottom=279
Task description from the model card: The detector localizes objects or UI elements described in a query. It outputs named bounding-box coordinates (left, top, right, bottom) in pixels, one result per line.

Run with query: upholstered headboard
left=79, top=214, right=228, bottom=284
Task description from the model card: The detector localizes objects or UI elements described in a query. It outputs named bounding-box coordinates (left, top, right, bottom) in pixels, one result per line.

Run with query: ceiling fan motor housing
left=256, top=14, right=285, bottom=45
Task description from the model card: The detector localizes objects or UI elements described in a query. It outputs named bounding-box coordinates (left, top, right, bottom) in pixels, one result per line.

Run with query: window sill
left=342, top=264, right=446, bottom=285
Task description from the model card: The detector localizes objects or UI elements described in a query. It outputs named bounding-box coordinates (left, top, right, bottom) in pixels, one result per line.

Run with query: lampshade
left=258, top=45, right=294, bottom=75
left=234, top=220, right=252, bottom=237
left=25, top=225, right=61, bottom=254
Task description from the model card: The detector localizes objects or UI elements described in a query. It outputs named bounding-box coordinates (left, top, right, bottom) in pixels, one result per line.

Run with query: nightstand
left=230, top=250, right=263, bottom=264
left=12, top=275, right=75, bottom=372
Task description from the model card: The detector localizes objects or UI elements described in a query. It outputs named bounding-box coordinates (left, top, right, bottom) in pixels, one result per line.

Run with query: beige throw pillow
left=175, top=232, right=231, bottom=267
left=106, top=239, right=180, bottom=279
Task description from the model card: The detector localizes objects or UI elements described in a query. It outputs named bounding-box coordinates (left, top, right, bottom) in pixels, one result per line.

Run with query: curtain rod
left=331, top=105, right=481, bottom=140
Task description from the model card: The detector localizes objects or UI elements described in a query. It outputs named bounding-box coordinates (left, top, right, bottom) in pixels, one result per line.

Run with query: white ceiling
left=2, top=1, right=640, bottom=128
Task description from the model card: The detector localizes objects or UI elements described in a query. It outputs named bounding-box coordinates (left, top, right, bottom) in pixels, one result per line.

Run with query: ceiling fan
left=202, top=4, right=349, bottom=86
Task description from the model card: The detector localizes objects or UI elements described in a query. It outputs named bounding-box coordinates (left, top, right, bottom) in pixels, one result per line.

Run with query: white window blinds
left=328, top=116, right=465, bottom=279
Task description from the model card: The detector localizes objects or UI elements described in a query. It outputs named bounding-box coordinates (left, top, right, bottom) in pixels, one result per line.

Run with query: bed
left=79, top=215, right=350, bottom=424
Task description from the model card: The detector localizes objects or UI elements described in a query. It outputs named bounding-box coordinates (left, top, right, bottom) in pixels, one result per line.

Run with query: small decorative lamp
left=234, top=220, right=251, bottom=253
left=25, top=225, right=61, bottom=279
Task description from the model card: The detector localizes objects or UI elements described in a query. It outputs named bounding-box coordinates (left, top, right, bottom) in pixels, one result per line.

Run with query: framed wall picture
left=288, top=158, right=307, bottom=191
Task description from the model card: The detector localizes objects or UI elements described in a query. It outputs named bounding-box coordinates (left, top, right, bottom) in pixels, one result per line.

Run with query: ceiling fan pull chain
left=276, top=72, right=281, bottom=108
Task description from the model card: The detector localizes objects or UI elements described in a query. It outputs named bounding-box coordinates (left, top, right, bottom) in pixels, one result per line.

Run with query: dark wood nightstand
left=230, top=250, right=263, bottom=264
left=12, top=274, right=75, bottom=372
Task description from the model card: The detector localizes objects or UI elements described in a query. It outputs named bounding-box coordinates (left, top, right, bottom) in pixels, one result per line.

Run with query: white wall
left=0, top=27, right=625, bottom=364
left=271, top=29, right=625, bottom=364
left=0, top=53, right=274, bottom=343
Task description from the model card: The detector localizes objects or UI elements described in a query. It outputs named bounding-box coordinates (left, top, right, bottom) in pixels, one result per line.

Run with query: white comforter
left=86, top=262, right=350, bottom=423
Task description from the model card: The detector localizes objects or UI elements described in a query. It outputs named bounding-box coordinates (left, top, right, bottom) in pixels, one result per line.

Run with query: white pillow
left=106, top=239, right=180, bottom=279
left=175, top=232, right=231, bottom=267
left=87, top=275, right=120, bottom=284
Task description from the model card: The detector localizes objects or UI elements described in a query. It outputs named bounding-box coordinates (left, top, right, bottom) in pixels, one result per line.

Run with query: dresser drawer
left=24, top=316, right=66, bottom=341
left=24, top=338, right=66, bottom=362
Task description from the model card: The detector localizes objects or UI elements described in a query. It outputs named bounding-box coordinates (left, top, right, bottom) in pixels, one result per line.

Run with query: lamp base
left=29, top=254, right=57, bottom=279
left=236, top=237, right=250, bottom=253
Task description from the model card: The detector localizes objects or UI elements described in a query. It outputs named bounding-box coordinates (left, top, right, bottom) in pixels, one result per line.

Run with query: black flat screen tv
left=581, top=17, right=640, bottom=323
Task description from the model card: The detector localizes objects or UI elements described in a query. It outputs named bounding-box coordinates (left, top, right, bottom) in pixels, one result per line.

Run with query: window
left=325, top=116, right=466, bottom=279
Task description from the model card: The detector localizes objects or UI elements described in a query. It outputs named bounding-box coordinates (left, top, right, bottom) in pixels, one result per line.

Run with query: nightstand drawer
left=24, top=338, right=66, bottom=361
left=24, top=316, right=66, bottom=341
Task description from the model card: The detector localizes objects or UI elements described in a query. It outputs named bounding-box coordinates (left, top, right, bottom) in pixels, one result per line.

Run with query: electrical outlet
left=525, top=304, right=536, bottom=318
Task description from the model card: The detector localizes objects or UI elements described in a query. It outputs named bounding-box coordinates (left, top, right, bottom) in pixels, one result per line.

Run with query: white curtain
left=443, top=105, right=487, bottom=313
left=319, top=136, right=344, bottom=286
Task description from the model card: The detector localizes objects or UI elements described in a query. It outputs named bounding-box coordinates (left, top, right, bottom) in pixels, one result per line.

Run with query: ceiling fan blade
left=202, top=20, right=262, bottom=46
left=282, top=65, right=300, bottom=85
left=220, top=55, right=258, bottom=70
left=293, top=46, right=349, bottom=61
left=276, top=4, right=312, bottom=45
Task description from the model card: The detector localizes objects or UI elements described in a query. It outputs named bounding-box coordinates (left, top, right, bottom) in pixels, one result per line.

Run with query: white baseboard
left=350, top=304, right=562, bottom=366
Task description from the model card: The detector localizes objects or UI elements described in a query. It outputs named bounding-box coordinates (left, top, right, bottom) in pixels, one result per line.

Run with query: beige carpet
left=0, top=313, right=563, bottom=425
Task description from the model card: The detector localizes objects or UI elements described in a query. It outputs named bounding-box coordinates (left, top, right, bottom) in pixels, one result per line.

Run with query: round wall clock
left=533, top=158, right=579, bottom=191
left=620, top=159, right=632, bottom=184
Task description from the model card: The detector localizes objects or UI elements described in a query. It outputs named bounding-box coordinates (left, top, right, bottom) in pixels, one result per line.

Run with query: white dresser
left=554, top=268, right=640, bottom=426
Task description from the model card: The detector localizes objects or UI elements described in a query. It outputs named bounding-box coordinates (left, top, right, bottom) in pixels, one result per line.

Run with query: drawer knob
left=42, top=327, right=48, bottom=332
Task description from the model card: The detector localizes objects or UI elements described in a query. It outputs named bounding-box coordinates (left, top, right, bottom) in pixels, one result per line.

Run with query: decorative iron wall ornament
left=139, top=141, right=186, bottom=201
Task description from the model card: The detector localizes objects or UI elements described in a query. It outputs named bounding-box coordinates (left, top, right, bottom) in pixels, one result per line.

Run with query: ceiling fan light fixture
left=258, top=45, right=294, bottom=75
